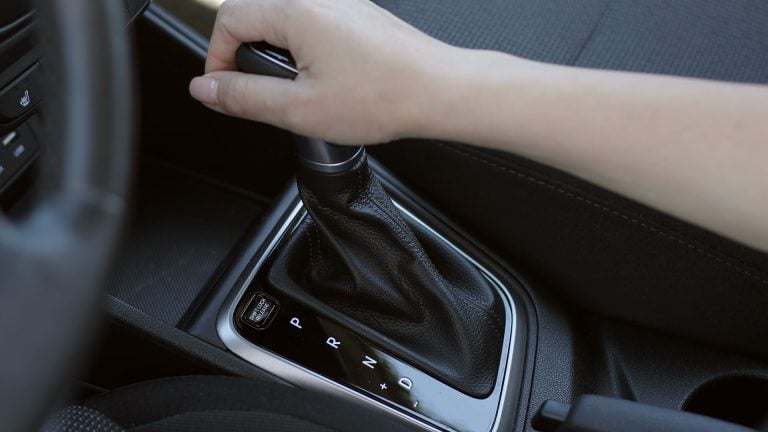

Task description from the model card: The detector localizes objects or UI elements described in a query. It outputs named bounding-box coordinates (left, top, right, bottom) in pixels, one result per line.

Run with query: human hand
left=189, top=0, right=459, bottom=144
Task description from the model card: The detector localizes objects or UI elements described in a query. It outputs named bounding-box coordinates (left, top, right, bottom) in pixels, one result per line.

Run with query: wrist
left=391, top=43, right=473, bottom=140
left=396, top=46, right=552, bottom=146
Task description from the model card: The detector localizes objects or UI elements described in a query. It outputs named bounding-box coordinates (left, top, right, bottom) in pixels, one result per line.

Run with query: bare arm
left=190, top=0, right=768, bottom=251
left=415, top=51, right=768, bottom=251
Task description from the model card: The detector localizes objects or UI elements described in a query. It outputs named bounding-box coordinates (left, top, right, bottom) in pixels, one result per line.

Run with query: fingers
left=205, top=0, right=287, bottom=74
left=189, top=71, right=298, bottom=128
left=195, top=1, right=306, bottom=129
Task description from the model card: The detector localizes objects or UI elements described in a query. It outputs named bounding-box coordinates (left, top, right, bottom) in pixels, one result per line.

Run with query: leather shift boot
left=267, top=156, right=505, bottom=397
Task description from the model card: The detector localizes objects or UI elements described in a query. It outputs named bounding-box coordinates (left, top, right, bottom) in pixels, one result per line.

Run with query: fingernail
left=189, top=75, right=219, bottom=105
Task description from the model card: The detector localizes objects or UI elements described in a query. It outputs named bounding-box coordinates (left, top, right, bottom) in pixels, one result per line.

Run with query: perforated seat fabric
left=374, top=0, right=768, bottom=83
left=47, top=376, right=417, bottom=432
left=45, top=407, right=333, bottom=432
left=44, top=406, right=124, bottom=432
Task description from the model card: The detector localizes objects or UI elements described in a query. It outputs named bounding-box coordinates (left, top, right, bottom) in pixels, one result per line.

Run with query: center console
left=198, top=42, right=528, bottom=432
left=217, top=185, right=525, bottom=432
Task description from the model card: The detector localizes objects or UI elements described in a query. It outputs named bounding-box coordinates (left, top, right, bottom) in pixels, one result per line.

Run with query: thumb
left=189, top=71, right=297, bottom=127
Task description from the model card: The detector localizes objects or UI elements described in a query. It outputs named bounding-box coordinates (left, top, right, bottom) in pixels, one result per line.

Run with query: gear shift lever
left=237, top=42, right=505, bottom=398
left=236, top=43, right=364, bottom=173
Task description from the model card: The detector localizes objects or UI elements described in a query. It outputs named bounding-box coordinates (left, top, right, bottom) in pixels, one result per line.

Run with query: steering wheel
left=0, top=1, right=133, bottom=431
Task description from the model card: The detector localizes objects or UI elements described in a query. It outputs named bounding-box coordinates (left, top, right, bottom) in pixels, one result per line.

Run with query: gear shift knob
left=236, top=42, right=364, bottom=173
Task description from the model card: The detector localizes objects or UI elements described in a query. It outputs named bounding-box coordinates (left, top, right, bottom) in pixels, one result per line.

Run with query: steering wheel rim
left=0, top=1, right=133, bottom=431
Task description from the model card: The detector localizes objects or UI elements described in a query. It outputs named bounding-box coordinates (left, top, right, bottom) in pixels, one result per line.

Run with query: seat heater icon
left=19, top=90, right=31, bottom=108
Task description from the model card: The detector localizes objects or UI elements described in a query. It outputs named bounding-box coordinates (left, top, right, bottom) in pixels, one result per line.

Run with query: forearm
left=415, top=48, right=768, bottom=251
left=195, top=0, right=767, bottom=251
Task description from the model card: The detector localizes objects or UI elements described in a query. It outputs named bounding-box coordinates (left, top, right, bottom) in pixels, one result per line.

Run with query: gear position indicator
left=236, top=284, right=513, bottom=432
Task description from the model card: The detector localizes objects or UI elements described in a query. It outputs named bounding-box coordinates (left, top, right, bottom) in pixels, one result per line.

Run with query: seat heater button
left=0, top=64, right=42, bottom=123
left=242, top=293, right=279, bottom=330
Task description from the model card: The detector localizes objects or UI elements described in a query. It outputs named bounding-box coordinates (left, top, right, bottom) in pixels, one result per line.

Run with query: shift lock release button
left=243, top=293, right=279, bottom=330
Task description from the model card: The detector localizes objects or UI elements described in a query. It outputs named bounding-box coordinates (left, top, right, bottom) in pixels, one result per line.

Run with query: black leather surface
left=370, top=0, right=768, bottom=365
left=268, top=156, right=505, bottom=397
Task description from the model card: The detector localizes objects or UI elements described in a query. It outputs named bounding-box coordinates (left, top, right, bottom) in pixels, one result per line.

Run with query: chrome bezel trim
left=298, top=146, right=366, bottom=174
left=217, top=200, right=519, bottom=432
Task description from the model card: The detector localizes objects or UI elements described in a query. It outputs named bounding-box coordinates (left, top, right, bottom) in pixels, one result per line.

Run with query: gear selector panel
left=237, top=289, right=508, bottom=429
left=219, top=201, right=521, bottom=432
left=224, top=42, right=521, bottom=432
